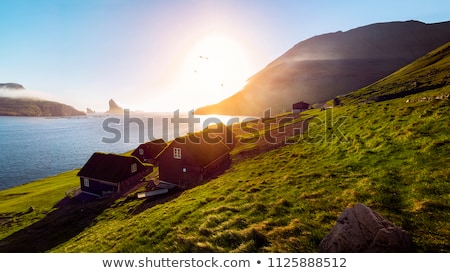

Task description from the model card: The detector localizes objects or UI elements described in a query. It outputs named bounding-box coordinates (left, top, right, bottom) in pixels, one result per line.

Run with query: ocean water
left=0, top=113, right=248, bottom=191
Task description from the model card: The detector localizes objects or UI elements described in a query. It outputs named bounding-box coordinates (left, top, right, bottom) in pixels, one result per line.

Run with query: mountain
left=0, top=97, right=86, bottom=116
left=0, top=84, right=85, bottom=116
left=195, top=20, right=450, bottom=116
left=341, top=41, right=450, bottom=104
left=106, top=99, right=124, bottom=114
left=0, top=83, right=25, bottom=90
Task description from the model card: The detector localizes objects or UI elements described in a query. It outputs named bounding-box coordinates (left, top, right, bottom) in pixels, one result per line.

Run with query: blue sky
left=1, top=0, right=449, bottom=112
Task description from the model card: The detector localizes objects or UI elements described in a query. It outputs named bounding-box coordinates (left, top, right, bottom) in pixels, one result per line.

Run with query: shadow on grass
left=0, top=160, right=233, bottom=252
left=0, top=193, right=113, bottom=253
left=371, top=168, right=410, bottom=214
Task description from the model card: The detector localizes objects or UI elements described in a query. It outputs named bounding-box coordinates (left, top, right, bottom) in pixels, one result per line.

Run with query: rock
left=106, top=98, right=124, bottom=114
left=319, top=203, right=414, bottom=252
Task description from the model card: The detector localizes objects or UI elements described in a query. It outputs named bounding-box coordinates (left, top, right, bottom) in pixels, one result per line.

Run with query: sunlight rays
left=176, top=33, right=251, bottom=107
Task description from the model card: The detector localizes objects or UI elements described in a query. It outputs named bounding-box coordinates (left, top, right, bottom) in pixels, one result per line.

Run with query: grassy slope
left=341, top=42, right=450, bottom=104
left=1, top=43, right=449, bottom=253
left=47, top=89, right=449, bottom=253
left=0, top=170, right=80, bottom=240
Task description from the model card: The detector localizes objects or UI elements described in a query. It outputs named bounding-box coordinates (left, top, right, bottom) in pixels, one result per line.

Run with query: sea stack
left=106, top=99, right=124, bottom=114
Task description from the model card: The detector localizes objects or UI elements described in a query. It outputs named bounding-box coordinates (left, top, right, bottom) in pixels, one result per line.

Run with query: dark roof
left=131, top=139, right=167, bottom=159
left=165, top=133, right=230, bottom=168
left=77, top=152, right=149, bottom=183
left=201, top=122, right=236, bottom=148
left=293, top=101, right=310, bottom=109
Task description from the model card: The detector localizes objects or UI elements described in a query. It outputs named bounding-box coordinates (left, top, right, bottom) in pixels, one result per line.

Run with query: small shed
left=131, top=139, right=167, bottom=165
left=78, top=152, right=153, bottom=197
left=292, top=101, right=310, bottom=113
left=158, top=133, right=231, bottom=188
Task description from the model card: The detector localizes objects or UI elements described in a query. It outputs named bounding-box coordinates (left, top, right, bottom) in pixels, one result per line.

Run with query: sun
left=176, top=33, right=251, bottom=108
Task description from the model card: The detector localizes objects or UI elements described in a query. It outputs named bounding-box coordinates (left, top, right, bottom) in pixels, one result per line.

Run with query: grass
left=0, top=170, right=80, bottom=240
left=43, top=89, right=449, bottom=252
left=0, top=88, right=449, bottom=252
left=341, top=42, right=450, bottom=105
left=1, top=43, right=449, bottom=253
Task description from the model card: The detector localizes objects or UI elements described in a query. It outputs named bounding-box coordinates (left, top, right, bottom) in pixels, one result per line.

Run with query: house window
left=83, top=178, right=90, bottom=188
left=138, top=148, right=144, bottom=156
left=173, top=148, right=182, bottom=159
left=131, top=163, right=137, bottom=173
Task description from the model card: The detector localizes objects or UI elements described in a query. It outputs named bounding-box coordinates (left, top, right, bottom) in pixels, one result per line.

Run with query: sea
left=0, top=112, right=252, bottom=191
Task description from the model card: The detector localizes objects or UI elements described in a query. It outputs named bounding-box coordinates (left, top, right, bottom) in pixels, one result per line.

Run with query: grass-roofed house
left=292, top=101, right=310, bottom=113
left=158, top=132, right=232, bottom=189
left=202, top=122, right=237, bottom=150
left=78, top=152, right=153, bottom=197
left=131, top=138, right=167, bottom=165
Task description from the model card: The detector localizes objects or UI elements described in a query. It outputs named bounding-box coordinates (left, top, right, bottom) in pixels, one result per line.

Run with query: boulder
left=319, top=203, right=414, bottom=252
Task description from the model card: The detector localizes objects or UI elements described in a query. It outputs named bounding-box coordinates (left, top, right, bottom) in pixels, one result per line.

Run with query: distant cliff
left=0, top=83, right=85, bottom=116
left=0, top=97, right=86, bottom=116
left=106, top=99, right=124, bottom=114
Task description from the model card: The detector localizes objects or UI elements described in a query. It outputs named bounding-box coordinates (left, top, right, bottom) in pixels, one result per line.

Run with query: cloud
left=0, top=87, right=57, bottom=101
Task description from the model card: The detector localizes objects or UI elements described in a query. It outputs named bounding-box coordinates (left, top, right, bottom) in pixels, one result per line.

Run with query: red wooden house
left=157, top=133, right=231, bottom=188
left=292, top=101, right=310, bottom=113
left=78, top=152, right=153, bottom=197
left=131, top=138, right=167, bottom=165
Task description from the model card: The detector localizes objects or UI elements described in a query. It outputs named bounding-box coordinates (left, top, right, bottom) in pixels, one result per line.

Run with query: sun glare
left=176, top=33, right=251, bottom=108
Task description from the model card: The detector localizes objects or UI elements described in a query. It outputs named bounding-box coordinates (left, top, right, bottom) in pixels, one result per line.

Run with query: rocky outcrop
left=319, top=203, right=414, bottom=253
left=106, top=99, right=124, bottom=114
left=86, top=108, right=95, bottom=114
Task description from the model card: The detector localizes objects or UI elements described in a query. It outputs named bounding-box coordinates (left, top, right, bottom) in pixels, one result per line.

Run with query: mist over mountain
left=0, top=83, right=85, bottom=116
left=195, top=20, right=450, bottom=115
left=0, top=83, right=25, bottom=90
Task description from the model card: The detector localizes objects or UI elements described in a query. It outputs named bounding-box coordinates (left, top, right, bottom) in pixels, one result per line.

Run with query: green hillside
left=341, top=42, right=450, bottom=104
left=0, top=43, right=449, bottom=252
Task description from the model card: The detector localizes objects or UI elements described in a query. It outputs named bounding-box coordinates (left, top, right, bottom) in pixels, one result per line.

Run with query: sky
left=1, top=0, right=449, bottom=112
